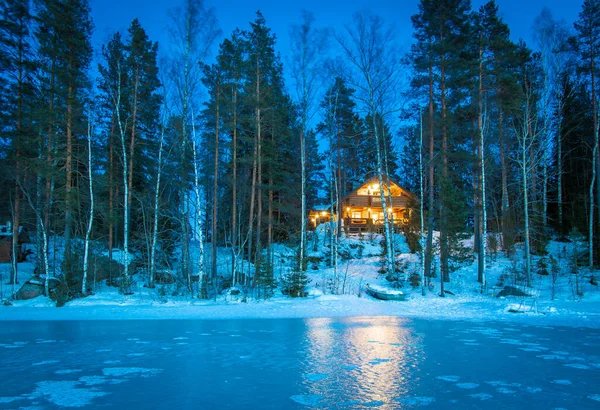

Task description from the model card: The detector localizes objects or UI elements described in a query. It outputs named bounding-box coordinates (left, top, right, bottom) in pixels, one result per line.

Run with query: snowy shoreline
left=2, top=292, right=600, bottom=328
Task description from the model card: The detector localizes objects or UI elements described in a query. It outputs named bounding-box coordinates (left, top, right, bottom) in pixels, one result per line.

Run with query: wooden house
left=309, top=175, right=413, bottom=235
left=0, top=224, right=29, bottom=263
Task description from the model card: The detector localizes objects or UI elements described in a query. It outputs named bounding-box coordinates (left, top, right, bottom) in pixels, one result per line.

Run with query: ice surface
left=1, top=317, right=598, bottom=409
left=589, top=394, right=600, bottom=401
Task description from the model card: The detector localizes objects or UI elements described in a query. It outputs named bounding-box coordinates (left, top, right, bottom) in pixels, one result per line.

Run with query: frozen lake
left=0, top=317, right=599, bottom=409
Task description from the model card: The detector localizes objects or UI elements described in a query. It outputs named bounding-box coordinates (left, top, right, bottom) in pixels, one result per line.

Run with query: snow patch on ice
left=31, top=380, right=108, bottom=407
left=456, top=383, right=479, bottom=389
left=552, top=380, right=572, bottom=385
left=55, top=369, right=82, bottom=375
left=290, top=394, right=323, bottom=406
left=396, top=396, right=435, bottom=406
left=588, top=394, right=600, bottom=402
left=362, top=400, right=384, bottom=407
left=32, top=360, right=59, bottom=366
left=470, top=393, right=493, bottom=401
left=525, top=387, right=542, bottom=393
left=101, top=367, right=162, bottom=377
left=304, top=373, right=329, bottom=382
left=437, top=375, right=460, bottom=382
left=496, top=388, right=515, bottom=394
left=564, top=363, right=591, bottom=370
left=0, top=396, right=25, bottom=403
left=485, top=381, right=522, bottom=388
left=537, top=354, right=566, bottom=360
left=126, top=353, right=145, bottom=357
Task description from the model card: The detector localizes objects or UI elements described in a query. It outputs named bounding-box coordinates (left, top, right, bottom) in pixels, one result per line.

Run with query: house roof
left=309, top=175, right=414, bottom=213
left=341, top=174, right=413, bottom=201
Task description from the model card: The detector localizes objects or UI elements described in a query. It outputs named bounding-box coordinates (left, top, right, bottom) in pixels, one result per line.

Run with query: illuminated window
left=352, top=211, right=362, bottom=219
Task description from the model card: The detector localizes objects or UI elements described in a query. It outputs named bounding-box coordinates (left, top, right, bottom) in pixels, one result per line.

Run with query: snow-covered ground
left=1, top=228, right=600, bottom=328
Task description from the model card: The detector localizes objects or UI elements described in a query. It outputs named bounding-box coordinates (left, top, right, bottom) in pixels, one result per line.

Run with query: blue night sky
left=89, top=0, right=584, bottom=64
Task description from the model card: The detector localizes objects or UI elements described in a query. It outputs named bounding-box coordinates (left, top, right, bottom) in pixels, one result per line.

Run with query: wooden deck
left=342, top=218, right=406, bottom=236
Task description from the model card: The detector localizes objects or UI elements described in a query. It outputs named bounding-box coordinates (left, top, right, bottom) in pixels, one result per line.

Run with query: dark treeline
left=0, top=0, right=598, bottom=300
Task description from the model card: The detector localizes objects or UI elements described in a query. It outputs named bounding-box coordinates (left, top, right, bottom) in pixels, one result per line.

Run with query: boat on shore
left=365, top=283, right=407, bottom=301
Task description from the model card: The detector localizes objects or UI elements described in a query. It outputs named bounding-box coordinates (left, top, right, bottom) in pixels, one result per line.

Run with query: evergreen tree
left=35, top=0, right=93, bottom=267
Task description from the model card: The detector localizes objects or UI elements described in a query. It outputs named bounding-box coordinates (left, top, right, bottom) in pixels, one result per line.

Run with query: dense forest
left=0, top=0, right=598, bottom=301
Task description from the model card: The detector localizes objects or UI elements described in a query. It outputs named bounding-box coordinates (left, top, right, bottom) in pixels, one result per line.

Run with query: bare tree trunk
left=440, top=47, right=449, bottom=294
left=11, top=158, right=20, bottom=285
left=108, top=115, right=115, bottom=261
left=149, top=122, right=165, bottom=289
left=477, top=42, right=484, bottom=285
left=500, top=111, right=509, bottom=250
left=480, top=106, right=487, bottom=291
left=82, top=113, right=94, bottom=295
left=590, top=114, right=598, bottom=268
left=64, top=81, right=74, bottom=260
left=212, top=83, right=220, bottom=283
left=419, top=110, right=426, bottom=295
left=114, top=65, right=130, bottom=287
left=424, top=58, right=435, bottom=281
left=191, top=115, right=206, bottom=296
left=231, top=88, right=238, bottom=284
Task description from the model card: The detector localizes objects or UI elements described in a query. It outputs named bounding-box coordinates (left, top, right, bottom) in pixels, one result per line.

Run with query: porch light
left=373, top=183, right=379, bottom=190
left=321, top=211, right=327, bottom=216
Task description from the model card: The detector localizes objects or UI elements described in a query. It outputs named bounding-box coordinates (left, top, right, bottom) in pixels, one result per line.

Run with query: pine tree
left=35, top=0, right=93, bottom=271
left=0, top=0, right=36, bottom=286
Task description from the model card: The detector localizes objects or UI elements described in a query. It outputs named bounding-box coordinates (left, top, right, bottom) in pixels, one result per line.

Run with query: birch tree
left=290, top=10, right=326, bottom=271
left=337, top=11, right=400, bottom=275
left=82, top=109, right=94, bottom=295
left=167, top=0, right=219, bottom=290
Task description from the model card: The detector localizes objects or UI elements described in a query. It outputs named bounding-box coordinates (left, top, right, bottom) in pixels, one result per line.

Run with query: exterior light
left=321, top=211, right=327, bottom=216
left=373, top=183, right=380, bottom=190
